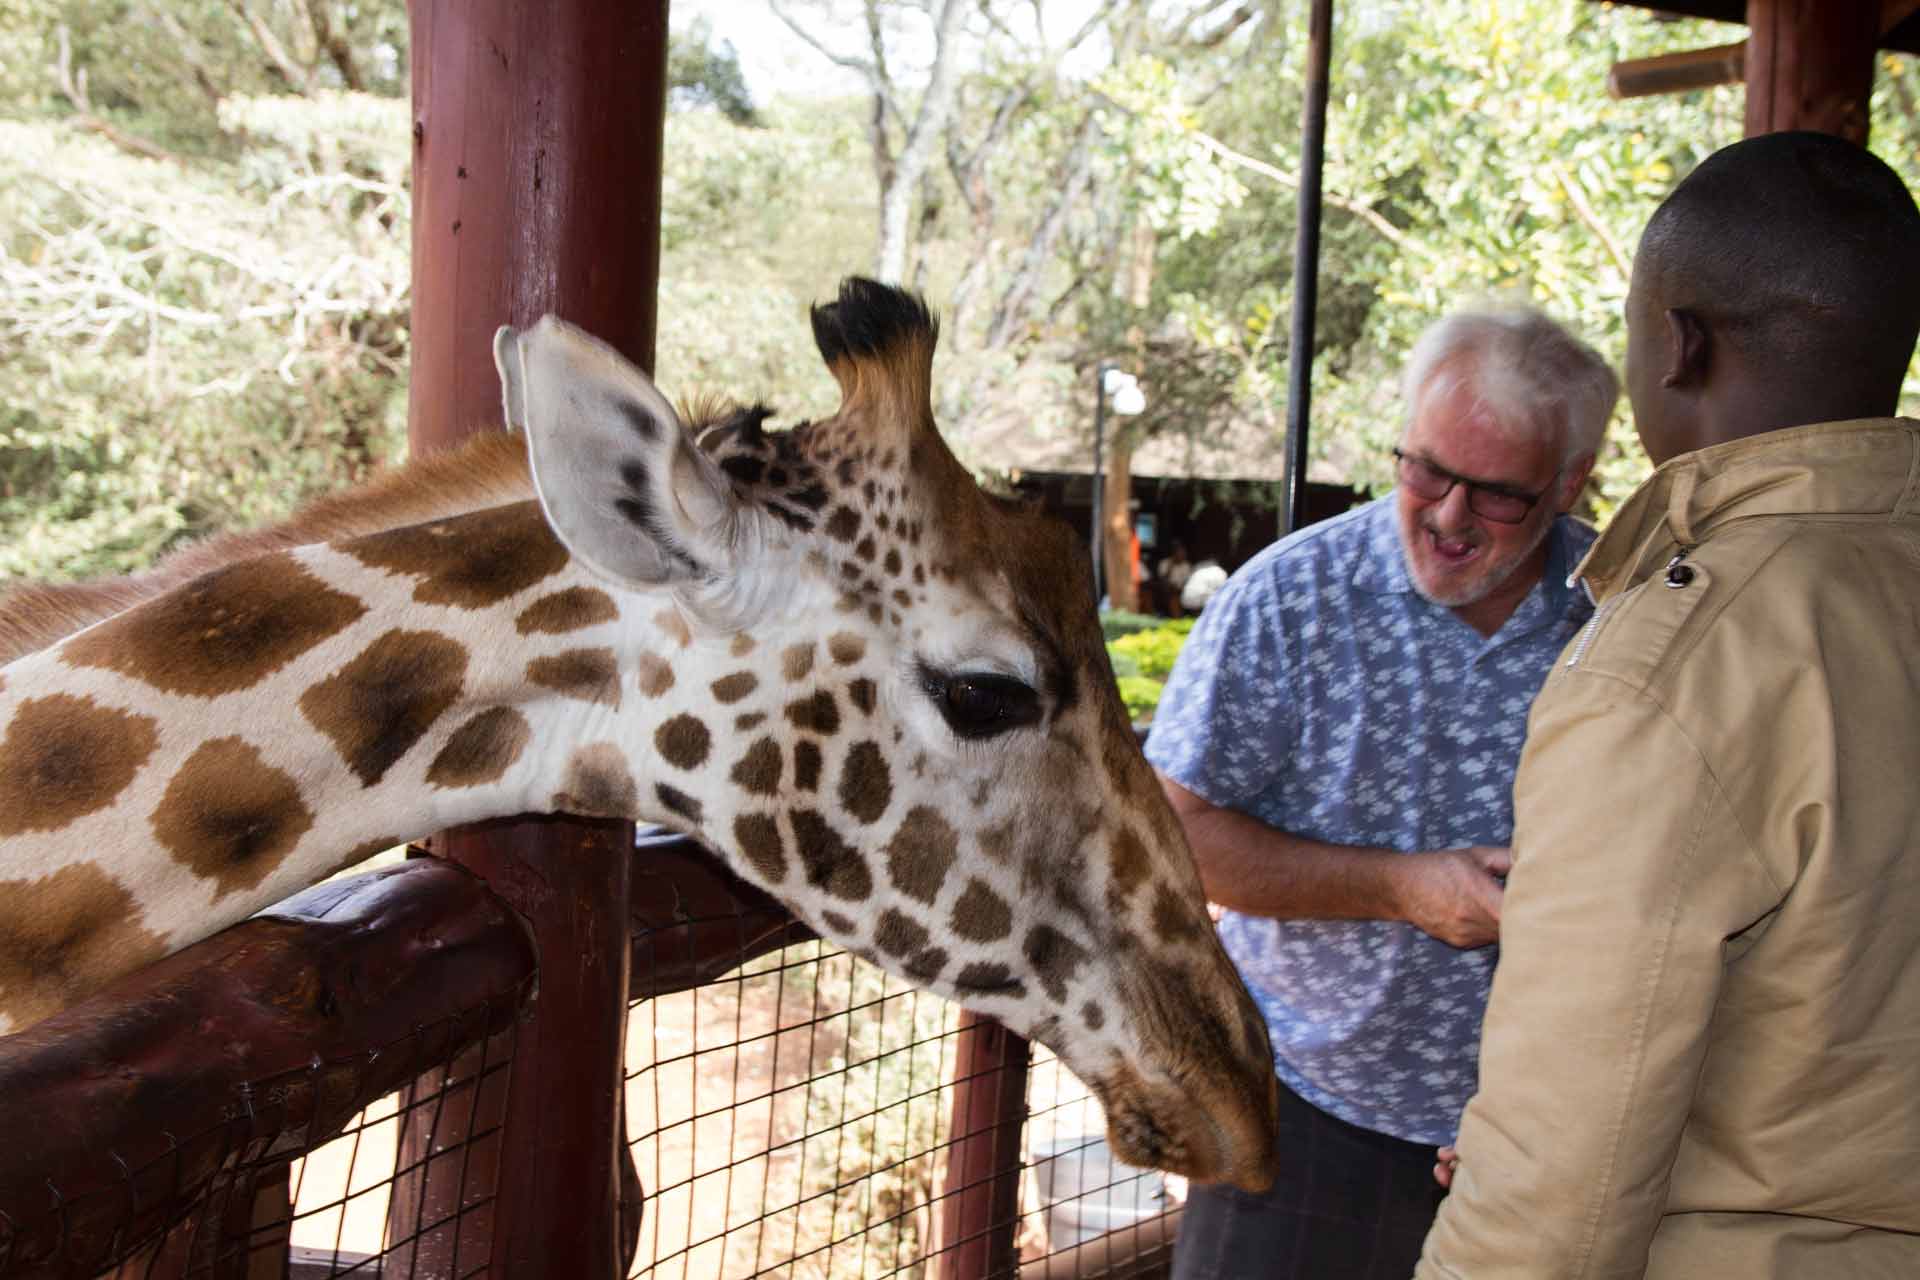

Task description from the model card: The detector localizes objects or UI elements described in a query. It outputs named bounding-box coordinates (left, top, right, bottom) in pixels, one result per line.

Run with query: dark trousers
left=1171, top=1081, right=1445, bottom=1280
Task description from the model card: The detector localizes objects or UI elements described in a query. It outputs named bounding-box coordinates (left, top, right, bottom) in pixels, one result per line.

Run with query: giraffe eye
left=920, top=666, right=1042, bottom=740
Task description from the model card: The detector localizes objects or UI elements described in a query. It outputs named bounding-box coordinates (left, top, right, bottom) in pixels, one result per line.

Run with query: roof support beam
left=1745, top=0, right=1880, bottom=142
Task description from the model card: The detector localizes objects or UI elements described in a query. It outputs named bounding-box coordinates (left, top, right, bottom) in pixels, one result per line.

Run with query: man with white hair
left=1147, top=307, right=1617, bottom=1278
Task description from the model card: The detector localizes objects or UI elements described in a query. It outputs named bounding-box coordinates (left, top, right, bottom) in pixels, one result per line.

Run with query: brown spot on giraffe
left=786, top=690, right=839, bottom=735
left=655, top=714, right=712, bottom=771
left=782, top=643, right=815, bottom=682
left=885, top=806, right=957, bottom=905
left=1082, top=1001, right=1106, bottom=1031
left=0, top=694, right=160, bottom=836
left=951, top=878, right=1013, bottom=943
left=0, top=863, right=167, bottom=1029
left=62, top=555, right=366, bottom=698
left=820, top=910, right=856, bottom=935
left=733, top=812, right=787, bottom=882
left=515, top=586, right=619, bottom=635
left=552, top=743, right=638, bottom=818
left=791, top=810, right=874, bottom=901
left=1152, top=883, right=1205, bottom=944
left=977, top=818, right=1017, bottom=865
left=735, top=712, right=766, bottom=731
left=711, top=672, right=758, bottom=704
left=150, top=737, right=315, bottom=898
left=655, top=783, right=703, bottom=826
left=1109, top=826, right=1151, bottom=901
left=837, top=741, right=891, bottom=824
left=653, top=607, right=693, bottom=648
left=347, top=501, right=569, bottom=608
left=1024, top=925, right=1091, bottom=1003
left=827, top=633, right=866, bottom=665
left=729, top=633, right=757, bottom=657
left=953, top=962, right=1025, bottom=998
left=300, top=629, right=467, bottom=787
left=876, top=908, right=929, bottom=958
left=528, top=647, right=621, bottom=707
left=848, top=679, right=877, bottom=716
left=794, top=741, right=822, bottom=791
left=730, top=738, right=782, bottom=795
left=427, top=707, right=532, bottom=788
left=636, top=653, right=675, bottom=697
left=824, top=507, right=861, bottom=542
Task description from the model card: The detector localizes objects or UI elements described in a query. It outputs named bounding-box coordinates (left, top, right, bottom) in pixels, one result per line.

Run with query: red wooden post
left=935, top=1013, right=1031, bottom=1280
left=403, top=2, right=669, bottom=1276
left=1744, top=0, right=1879, bottom=142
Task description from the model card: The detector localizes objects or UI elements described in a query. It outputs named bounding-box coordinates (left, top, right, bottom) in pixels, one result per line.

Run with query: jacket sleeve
left=1417, top=667, right=1782, bottom=1279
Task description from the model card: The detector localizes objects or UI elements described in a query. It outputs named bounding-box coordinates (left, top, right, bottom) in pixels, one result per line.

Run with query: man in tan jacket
left=1418, top=132, right=1920, bottom=1277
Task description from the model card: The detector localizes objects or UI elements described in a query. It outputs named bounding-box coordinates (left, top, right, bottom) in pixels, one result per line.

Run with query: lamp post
left=1091, top=361, right=1147, bottom=607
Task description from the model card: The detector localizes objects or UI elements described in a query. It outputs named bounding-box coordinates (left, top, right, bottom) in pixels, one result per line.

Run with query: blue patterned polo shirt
left=1145, top=495, right=1595, bottom=1145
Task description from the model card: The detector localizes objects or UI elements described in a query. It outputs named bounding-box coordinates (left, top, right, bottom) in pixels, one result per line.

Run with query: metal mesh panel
left=625, top=931, right=1183, bottom=1280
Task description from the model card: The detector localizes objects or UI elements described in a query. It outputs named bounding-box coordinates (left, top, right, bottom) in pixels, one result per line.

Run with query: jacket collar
left=1574, top=418, right=1920, bottom=602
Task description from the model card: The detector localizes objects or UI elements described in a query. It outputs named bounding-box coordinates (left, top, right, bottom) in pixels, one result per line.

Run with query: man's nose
left=1433, top=481, right=1478, bottom=527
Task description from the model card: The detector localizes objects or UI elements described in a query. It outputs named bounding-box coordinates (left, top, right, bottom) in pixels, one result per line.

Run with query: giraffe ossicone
left=0, top=279, right=1280, bottom=1191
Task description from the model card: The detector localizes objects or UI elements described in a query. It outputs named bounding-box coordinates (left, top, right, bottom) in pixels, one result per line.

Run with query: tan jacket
left=1419, top=420, right=1920, bottom=1279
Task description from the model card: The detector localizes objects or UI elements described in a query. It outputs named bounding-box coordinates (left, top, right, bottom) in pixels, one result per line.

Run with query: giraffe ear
left=495, top=316, right=744, bottom=587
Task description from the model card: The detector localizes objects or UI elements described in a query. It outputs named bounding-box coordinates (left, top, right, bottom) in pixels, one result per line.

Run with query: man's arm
left=1159, top=773, right=1511, bottom=949
left=1416, top=676, right=1781, bottom=1279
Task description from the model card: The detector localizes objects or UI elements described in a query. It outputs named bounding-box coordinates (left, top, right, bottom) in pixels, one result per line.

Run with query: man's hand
left=1396, top=846, right=1511, bottom=948
left=1434, top=1145, right=1460, bottom=1190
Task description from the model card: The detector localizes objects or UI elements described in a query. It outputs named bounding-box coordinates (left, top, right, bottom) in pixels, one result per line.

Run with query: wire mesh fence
left=622, top=937, right=1184, bottom=1280
left=2, top=844, right=1187, bottom=1280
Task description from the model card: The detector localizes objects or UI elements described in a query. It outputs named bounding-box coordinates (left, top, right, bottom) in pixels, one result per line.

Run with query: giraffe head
left=498, top=280, right=1279, bottom=1189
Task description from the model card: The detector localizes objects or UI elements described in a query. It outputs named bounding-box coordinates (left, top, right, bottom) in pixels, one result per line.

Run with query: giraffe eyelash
left=914, top=662, right=1042, bottom=741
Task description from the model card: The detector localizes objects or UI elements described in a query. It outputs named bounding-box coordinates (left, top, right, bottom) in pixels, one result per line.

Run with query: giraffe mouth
left=1091, top=1065, right=1280, bottom=1193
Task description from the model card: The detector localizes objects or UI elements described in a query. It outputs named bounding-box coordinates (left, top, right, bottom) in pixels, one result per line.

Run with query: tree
left=669, top=17, right=761, bottom=126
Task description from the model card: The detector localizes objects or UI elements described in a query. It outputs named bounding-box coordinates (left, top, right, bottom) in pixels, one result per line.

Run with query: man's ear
left=1556, top=450, right=1597, bottom=511
left=1660, top=307, right=1709, bottom=390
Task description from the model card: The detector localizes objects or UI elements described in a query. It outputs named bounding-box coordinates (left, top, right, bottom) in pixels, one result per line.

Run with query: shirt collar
left=1573, top=418, right=1920, bottom=602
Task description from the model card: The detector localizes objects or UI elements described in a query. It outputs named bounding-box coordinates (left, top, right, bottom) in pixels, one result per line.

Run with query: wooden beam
left=1609, top=40, right=1746, bottom=98
left=1745, top=0, right=1880, bottom=142
left=405, top=4, right=670, bottom=1276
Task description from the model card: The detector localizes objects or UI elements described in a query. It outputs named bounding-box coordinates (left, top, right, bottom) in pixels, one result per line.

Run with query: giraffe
left=0, top=279, right=1280, bottom=1190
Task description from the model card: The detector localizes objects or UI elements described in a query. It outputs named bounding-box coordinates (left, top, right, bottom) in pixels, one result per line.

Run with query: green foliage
left=1099, top=608, right=1163, bottom=641
left=1111, top=626, right=1185, bottom=681
left=1116, top=674, right=1164, bottom=722
left=0, top=96, right=410, bottom=580
left=1105, top=617, right=1194, bottom=724
left=668, top=18, right=759, bottom=127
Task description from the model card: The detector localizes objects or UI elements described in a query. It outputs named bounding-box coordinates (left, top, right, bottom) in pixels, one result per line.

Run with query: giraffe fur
left=0, top=279, right=1280, bottom=1191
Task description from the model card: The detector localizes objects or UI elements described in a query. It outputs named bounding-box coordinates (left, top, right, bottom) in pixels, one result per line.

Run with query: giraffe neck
left=0, top=500, right=827, bottom=1028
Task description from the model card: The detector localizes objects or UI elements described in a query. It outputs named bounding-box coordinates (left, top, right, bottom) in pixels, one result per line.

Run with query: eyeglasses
left=1391, top=448, right=1556, bottom=525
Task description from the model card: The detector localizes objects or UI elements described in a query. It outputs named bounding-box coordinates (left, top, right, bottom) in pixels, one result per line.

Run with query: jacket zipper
left=1564, top=591, right=1622, bottom=670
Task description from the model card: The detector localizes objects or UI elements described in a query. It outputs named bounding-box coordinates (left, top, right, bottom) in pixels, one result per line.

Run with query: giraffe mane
left=0, top=398, right=762, bottom=668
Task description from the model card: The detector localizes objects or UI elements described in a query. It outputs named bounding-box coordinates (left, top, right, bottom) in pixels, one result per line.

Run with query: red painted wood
left=402, top=3, right=668, bottom=1276
left=935, top=1013, right=1032, bottom=1280
left=1745, top=0, right=1879, bottom=142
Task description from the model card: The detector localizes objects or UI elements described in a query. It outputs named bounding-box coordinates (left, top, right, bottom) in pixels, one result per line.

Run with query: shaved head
left=1627, top=132, right=1920, bottom=461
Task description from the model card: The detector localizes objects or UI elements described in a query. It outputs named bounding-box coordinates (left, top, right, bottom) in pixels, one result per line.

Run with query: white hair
left=1400, top=307, right=1619, bottom=464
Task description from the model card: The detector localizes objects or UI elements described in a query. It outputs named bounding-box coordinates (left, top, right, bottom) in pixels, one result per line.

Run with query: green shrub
left=1116, top=675, right=1164, bottom=722
left=1099, top=608, right=1162, bottom=641
left=1111, top=626, right=1188, bottom=681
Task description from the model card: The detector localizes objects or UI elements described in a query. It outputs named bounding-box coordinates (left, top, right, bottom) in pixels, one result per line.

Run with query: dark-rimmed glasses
left=1391, top=448, right=1556, bottom=525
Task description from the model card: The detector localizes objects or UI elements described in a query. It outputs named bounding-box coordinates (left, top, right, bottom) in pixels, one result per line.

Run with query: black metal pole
left=1092, top=360, right=1109, bottom=605
left=1283, top=0, right=1335, bottom=537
